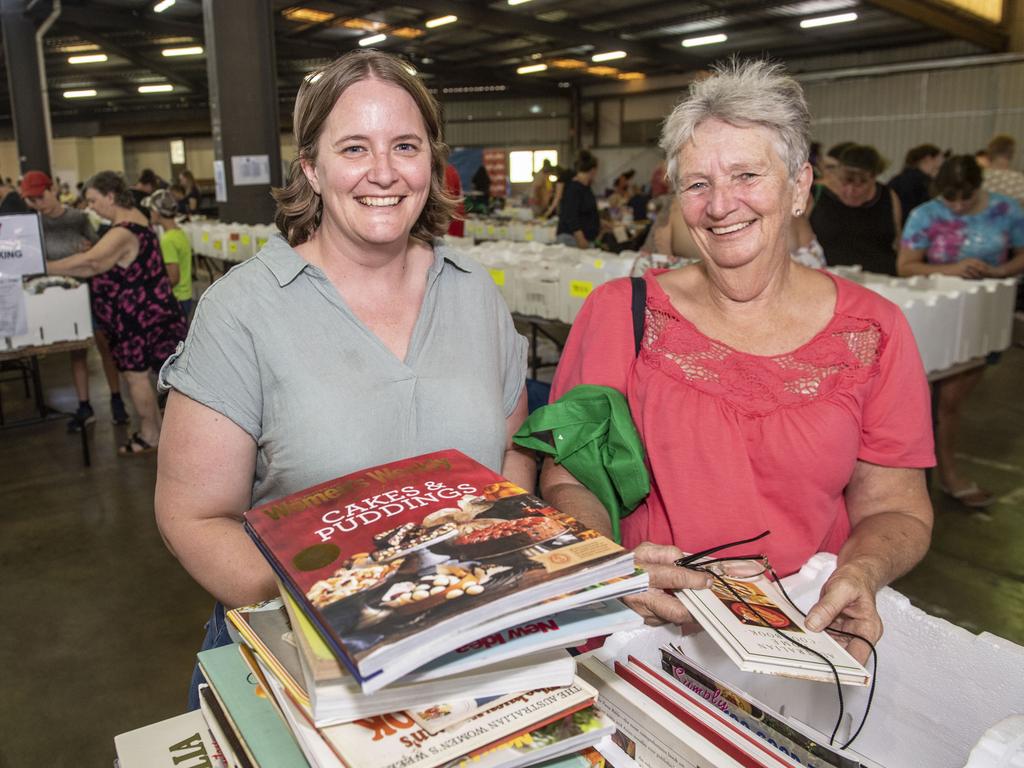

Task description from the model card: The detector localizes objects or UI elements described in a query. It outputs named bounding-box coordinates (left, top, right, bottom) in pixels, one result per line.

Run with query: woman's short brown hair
left=85, top=170, right=135, bottom=209
left=273, top=50, right=455, bottom=246
left=934, top=155, right=983, bottom=200
left=839, top=144, right=887, bottom=177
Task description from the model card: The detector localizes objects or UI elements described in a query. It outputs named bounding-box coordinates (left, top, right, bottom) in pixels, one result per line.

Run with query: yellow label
left=531, top=537, right=622, bottom=573
left=257, top=237, right=268, bottom=248
left=202, top=232, right=210, bottom=242
left=212, top=239, right=222, bottom=249
left=489, top=268, right=505, bottom=286
left=593, top=259, right=604, bottom=269
left=241, top=235, right=251, bottom=245
left=524, top=229, right=534, bottom=241
left=229, top=242, right=238, bottom=253
left=570, top=280, right=594, bottom=298
left=486, top=225, right=496, bottom=237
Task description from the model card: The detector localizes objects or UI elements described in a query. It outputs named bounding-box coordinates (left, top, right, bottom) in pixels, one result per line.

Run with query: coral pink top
left=550, top=270, right=935, bottom=576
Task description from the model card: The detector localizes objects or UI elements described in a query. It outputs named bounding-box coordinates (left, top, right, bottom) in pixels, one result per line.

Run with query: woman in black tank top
left=809, top=144, right=903, bottom=275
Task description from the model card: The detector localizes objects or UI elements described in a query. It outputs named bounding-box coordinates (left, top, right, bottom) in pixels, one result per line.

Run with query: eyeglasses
left=676, top=530, right=877, bottom=750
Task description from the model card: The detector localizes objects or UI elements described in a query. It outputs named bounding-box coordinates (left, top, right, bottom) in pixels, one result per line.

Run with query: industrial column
left=1, top=0, right=59, bottom=175
left=202, top=0, right=282, bottom=224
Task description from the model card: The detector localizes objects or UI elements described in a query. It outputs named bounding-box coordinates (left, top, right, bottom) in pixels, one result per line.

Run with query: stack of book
left=116, top=449, right=648, bottom=768
left=578, top=647, right=883, bottom=768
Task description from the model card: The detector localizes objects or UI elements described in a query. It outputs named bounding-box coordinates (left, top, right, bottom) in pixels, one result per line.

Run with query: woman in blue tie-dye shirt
left=898, top=154, right=1024, bottom=509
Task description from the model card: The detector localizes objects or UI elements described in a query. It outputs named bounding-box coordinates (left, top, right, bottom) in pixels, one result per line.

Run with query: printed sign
left=231, top=154, right=272, bottom=186
left=0, top=213, right=47, bottom=277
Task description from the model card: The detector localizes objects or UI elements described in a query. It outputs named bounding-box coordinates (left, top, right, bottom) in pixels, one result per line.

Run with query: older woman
left=899, top=155, right=1024, bottom=507
left=46, top=171, right=187, bottom=454
left=154, top=50, right=531, bottom=707
left=541, top=60, right=934, bottom=660
left=810, top=144, right=902, bottom=275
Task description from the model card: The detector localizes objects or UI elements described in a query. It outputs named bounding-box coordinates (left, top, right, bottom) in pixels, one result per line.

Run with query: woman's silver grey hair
left=660, top=59, right=810, bottom=188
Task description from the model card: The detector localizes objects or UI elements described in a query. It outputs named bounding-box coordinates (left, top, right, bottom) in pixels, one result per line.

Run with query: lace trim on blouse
left=640, top=287, right=886, bottom=417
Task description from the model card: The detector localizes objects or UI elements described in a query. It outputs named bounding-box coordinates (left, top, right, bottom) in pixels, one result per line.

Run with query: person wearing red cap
left=21, top=170, right=130, bottom=430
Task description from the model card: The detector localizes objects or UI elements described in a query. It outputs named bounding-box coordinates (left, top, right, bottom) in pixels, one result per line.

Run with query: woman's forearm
left=836, top=509, right=932, bottom=592
left=993, top=251, right=1024, bottom=277
left=48, top=251, right=106, bottom=278
left=160, top=515, right=277, bottom=608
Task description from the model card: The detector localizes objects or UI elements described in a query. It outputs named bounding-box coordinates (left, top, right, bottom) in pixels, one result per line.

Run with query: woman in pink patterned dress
left=540, top=60, right=934, bottom=662
left=48, top=171, right=186, bottom=454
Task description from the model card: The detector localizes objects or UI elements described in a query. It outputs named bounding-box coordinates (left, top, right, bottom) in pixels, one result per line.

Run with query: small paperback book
left=675, top=572, right=870, bottom=686
left=243, top=449, right=636, bottom=691
left=114, top=709, right=227, bottom=768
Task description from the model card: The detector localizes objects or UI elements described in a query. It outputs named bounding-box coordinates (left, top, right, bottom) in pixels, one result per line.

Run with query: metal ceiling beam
left=865, top=0, right=1007, bottom=51
left=60, top=24, right=201, bottom=92
left=384, top=0, right=690, bottom=65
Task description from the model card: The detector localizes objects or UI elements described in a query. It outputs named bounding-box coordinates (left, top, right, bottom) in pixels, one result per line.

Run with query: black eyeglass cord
left=769, top=566, right=877, bottom=750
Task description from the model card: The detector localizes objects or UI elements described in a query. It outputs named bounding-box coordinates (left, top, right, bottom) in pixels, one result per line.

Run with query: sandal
left=118, top=432, right=157, bottom=456
left=939, top=482, right=995, bottom=509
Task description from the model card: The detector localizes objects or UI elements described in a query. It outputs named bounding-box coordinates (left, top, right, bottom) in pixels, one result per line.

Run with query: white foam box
left=8, top=283, right=92, bottom=349
left=515, top=262, right=562, bottom=319
left=922, top=275, right=1017, bottom=354
left=868, top=283, right=961, bottom=373
left=560, top=252, right=634, bottom=323
left=598, top=553, right=1024, bottom=768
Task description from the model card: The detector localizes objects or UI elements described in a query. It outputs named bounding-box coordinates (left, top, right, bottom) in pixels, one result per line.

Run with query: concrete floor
left=1, top=340, right=1022, bottom=767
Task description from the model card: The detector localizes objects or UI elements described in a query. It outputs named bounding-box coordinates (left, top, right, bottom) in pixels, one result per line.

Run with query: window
left=508, top=149, right=559, bottom=183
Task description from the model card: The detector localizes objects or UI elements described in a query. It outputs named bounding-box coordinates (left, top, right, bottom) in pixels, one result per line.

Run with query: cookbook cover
left=244, top=449, right=630, bottom=685
left=676, top=575, right=870, bottom=685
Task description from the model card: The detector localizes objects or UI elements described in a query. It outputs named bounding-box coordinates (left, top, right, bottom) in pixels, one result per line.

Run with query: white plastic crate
left=7, top=283, right=92, bottom=349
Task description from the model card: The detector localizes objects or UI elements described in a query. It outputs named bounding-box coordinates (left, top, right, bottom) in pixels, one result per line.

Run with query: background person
left=889, top=143, right=943, bottom=224
left=152, top=50, right=531, bottom=710
left=555, top=150, right=599, bottom=248
left=177, top=169, right=202, bottom=215
left=148, top=189, right=195, bottom=319
left=541, top=60, right=934, bottom=660
left=899, top=154, right=1024, bottom=507
left=982, top=134, right=1024, bottom=205
left=809, top=143, right=902, bottom=275
left=20, top=170, right=130, bottom=430
left=46, top=171, right=187, bottom=455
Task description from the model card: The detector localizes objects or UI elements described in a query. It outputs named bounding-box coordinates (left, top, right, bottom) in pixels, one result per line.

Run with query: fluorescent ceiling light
left=682, top=33, right=728, bottom=47
left=161, top=46, right=204, bottom=57
left=425, top=15, right=457, bottom=28
left=800, top=12, right=858, bottom=28
left=359, top=33, right=387, bottom=46
left=508, top=0, right=532, bottom=4
left=57, top=43, right=100, bottom=53
left=138, top=84, right=174, bottom=93
left=153, top=0, right=175, bottom=12
left=517, top=63, right=548, bottom=74
left=63, top=89, right=97, bottom=98
left=68, top=54, right=108, bottom=64
left=591, top=50, right=626, bottom=62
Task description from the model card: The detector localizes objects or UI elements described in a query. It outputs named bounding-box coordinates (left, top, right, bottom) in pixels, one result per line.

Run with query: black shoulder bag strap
left=630, top=276, right=646, bottom=357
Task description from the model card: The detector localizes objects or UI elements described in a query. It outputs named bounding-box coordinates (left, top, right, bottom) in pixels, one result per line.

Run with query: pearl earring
left=794, top=208, right=803, bottom=216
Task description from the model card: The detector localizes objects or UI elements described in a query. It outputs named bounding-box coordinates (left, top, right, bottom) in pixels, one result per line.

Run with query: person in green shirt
left=149, top=189, right=194, bottom=318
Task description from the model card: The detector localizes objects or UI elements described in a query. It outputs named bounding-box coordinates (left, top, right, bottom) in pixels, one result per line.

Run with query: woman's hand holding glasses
left=624, top=541, right=715, bottom=627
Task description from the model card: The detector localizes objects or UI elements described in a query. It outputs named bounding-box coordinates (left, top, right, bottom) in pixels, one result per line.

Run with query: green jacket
left=513, top=384, right=649, bottom=543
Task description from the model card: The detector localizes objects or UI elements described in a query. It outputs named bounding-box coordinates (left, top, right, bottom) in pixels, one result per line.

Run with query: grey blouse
left=159, top=235, right=527, bottom=508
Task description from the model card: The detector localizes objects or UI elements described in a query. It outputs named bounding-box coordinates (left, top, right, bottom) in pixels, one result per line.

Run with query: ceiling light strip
left=359, top=33, right=387, bottom=46
left=682, top=33, right=727, bottom=47
left=425, top=15, right=457, bottom=28
left=800, top=12, right=858, bottom=29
